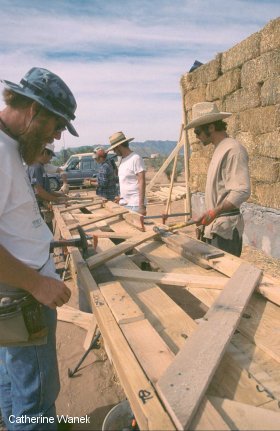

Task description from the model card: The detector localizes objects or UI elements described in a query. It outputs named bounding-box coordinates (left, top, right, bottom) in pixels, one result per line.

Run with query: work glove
left=196, top=209, right=217, bottom=226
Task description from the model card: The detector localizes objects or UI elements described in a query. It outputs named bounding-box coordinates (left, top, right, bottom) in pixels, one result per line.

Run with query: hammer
left=50, top=225, right=90, bottom=258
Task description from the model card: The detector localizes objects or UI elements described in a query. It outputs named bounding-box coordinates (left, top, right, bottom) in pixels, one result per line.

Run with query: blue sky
left=0, top=0, right=279, bottom=150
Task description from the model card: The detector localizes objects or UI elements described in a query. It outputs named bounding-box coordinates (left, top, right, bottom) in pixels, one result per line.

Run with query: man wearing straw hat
left=0, top=67, right=78, bottom=429
left=186, top=102, right=250, bottom=257
left=107, top=131, right=146, bottom=215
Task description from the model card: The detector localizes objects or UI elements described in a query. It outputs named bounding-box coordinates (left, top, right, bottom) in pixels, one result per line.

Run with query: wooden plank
left=54, top=211, right=274, bottom=427
left=163, top=234, right=224, bottom=269
left=100, top=281, right=145, bottom=324
left=156, top=263, right=262, bottom=430
left=86, top=231, right=157, bottom=269
left=110, top=268, right=227, bottom=289
left=74, top=258, right=176, bottom=430
left=59, top=202, right=103, bottom=213
left=91, top=230, right=132, bottom=239
left=57, top=305, right=94, bottom=330
left=123, top=211, right=145, bottom=231
left=136, top=238, right=280, bottom=364
left=69, top=207, right=129, bottom=230
left=94, top=238, right=271, bottom=417
left=176, top=234, right=280, bottom=307
left=208, top=396, right=280, bottom=431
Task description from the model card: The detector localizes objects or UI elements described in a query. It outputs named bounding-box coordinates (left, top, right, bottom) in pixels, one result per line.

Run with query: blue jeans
left=0, top=307, right=59, bottom=430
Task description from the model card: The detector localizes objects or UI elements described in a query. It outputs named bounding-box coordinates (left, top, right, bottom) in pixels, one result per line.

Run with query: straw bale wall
left=181, top=17, right=280, bottom=209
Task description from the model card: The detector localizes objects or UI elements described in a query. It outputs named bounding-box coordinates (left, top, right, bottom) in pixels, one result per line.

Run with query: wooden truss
left=53, top=198, right=280, bottom=430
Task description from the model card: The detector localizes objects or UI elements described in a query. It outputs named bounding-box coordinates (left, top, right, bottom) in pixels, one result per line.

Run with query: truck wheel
left=49, top=177, right=60, bottom=192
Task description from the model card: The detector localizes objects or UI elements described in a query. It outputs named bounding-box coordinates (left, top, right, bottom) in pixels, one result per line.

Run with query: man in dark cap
left=0, top=67, right=78, bottom=430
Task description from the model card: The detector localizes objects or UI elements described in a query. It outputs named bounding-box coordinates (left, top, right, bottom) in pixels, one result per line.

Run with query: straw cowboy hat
left=186, top=102, right=232, bottom=130
left=106, top=131, right=134, bottom=152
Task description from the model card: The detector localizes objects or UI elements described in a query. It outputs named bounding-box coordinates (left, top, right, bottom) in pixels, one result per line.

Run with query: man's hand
left=114, top=196, right=121, bottom=204
left=31, top=275, right=71, bottom=309
left=59, top=183, right=69, bottom=194
left=195, top=209, right=217, bottom=226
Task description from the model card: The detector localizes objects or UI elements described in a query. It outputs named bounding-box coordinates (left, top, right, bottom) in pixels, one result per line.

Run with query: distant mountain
left=55, top=140, right=178, bottom=161
left=129, top=140, right=177, bottom=157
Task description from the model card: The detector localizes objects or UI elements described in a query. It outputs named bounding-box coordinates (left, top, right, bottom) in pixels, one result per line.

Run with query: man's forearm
left=0, top=245, right=42, bottom=294
left=214, top=199, right=237, bottom=215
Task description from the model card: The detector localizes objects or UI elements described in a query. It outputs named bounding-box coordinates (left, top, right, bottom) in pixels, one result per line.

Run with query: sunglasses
left=44, top=149, right=54, bottom=156
left=194, top=128, right=202, bottom=136
left=55, top=122, right=67, bottom=133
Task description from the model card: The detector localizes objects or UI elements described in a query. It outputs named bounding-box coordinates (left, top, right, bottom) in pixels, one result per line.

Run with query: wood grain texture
left=156, top=263, right=262, bottom=430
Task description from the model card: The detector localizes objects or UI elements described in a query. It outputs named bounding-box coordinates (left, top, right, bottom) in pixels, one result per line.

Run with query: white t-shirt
left=0, top=131, right=52, bottom=269
left=118, top=152, right=145, bottom=206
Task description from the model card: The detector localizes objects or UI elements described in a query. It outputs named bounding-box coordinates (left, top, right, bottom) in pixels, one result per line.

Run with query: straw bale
left=190, top=174, right=207, bottom=192
left=248, top=179, right=258, bottom=204
left=225, top=87, right=260, bottom=112
left=190, top=142, right=202, bottom=153
left=249, top=156, right=280, bottom=182
left=184, top=85, right=206, bottom=110
left=240, top=105, right=280, bottom=134
left=190, top=156, right=210, bottom=175
left=241, top=50, right=280, bottom=89
left=221, top=32, right=260, bottom=72
left=261, top=76, right=280, bottom=106
left=181, top=55, right=221, bottom=92
left=260, top=17, right=280, bottom=53
left=256, top=131, right=280, bottom=159
left=225, top=114, right=240, bottom=136
left=235, top=132, right=258, bottom=156
left=255, top=182, right=280, bottom=208
left=206, top=69, right=241, bottom=101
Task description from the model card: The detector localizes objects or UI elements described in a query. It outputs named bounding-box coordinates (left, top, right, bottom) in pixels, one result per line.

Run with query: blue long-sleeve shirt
left=96, top=160, right=117, bottom=201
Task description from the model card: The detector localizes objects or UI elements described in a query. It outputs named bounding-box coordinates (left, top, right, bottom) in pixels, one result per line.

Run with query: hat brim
left=186, top=112, right=232, bottom=130
left=1, top=79, right=79, bottom=137
left=106, top=137, right=134, bottom=153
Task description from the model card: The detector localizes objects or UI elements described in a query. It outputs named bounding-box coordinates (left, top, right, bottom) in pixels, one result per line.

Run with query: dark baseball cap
left=1, top=67, right=78, bottom=137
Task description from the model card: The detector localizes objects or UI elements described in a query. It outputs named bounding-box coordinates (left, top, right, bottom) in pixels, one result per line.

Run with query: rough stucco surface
left=181, top=17, right=280, bottom=256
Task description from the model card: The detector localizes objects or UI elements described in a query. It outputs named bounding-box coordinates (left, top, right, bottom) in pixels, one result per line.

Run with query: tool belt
left=0, top=294, right=48, bottom=347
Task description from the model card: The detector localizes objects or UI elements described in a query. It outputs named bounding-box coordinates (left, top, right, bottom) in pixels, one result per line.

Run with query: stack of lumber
left=53, top=200, right=280, bottom=431
left=147, top=185, right=187, bottom=203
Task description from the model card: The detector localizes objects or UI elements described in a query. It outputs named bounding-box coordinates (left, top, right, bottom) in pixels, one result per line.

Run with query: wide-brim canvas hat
left=186, top=102, right=232, bottom=130
left=1, top=67, right=78, bottom=137
left=106, top=131, right=134, bottom=152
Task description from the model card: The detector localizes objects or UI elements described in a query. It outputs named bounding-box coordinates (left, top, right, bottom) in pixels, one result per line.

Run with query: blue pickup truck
left=47, top=152, right=118, bottom=191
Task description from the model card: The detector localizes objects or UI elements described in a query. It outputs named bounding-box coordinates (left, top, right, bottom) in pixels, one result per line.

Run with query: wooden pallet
left=53, top=198, right=280, bottom=430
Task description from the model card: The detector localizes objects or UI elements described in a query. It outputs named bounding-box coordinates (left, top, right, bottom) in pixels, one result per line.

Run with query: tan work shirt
left=204, top=137, right=251, bottom=240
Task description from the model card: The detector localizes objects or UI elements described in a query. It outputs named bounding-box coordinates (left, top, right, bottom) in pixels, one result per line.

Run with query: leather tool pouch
left=0, top=295, right=48, bottom=347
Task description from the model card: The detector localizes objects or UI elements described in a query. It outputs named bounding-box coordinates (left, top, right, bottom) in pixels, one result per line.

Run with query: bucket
left=102, top=400, right=135, bottom=431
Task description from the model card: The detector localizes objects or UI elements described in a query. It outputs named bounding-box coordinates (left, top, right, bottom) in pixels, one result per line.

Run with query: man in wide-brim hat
left=0, top=67, right=78, bottom=430
left=107, top=131, right=146, bottom=215
left=187, top=102, right=251, bottom=257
